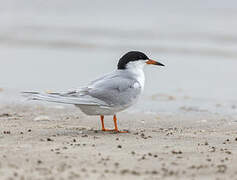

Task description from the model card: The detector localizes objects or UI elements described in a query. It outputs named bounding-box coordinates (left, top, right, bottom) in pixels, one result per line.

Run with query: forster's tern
left=24, top=51, right=164, bottom=133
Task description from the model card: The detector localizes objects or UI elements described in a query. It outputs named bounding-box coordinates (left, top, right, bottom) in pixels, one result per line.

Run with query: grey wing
left=85, top=75, right=142, bottom=107
left=60, top=71, right=142, bottom=107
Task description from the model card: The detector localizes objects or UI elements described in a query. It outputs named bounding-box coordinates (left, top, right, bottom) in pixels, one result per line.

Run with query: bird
left=23, top=51, right=164, bottom=133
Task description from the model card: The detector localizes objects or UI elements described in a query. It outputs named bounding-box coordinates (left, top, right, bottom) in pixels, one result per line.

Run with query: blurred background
left=0, top=0, right=237, bottom=114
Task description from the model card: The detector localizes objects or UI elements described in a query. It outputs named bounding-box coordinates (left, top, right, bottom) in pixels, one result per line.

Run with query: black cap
left=117, top=51, right=149, bottom=70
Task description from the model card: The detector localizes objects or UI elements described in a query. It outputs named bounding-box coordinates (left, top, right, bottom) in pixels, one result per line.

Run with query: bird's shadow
left=54, top=128, right=131, bottom=137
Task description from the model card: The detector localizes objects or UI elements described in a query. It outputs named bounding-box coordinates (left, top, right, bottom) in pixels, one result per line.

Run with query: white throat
left=125, top=61, right=145, bottom=90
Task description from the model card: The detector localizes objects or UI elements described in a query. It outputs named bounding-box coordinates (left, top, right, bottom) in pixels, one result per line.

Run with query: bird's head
left=117, top=51, right=164, bottom=70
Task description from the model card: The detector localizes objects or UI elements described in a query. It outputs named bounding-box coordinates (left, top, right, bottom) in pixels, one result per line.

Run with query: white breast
left=135, top=71, right=145, bottom=91
left=125, top=61, right=145, bottom=91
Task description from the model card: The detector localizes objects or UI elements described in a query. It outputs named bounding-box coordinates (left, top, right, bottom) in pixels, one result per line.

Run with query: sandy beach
left=1, top=102, right=237, bottom=180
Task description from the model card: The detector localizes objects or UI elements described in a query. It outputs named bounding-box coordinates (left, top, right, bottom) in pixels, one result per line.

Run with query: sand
left=1, top=103, right=237, bottom=180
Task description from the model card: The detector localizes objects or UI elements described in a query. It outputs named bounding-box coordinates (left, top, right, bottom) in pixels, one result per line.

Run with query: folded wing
left=23, top=71, right=141, bottom=107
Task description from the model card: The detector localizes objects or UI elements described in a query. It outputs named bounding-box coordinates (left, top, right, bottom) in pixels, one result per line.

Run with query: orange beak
left=146, top=59, right=165, bottom=66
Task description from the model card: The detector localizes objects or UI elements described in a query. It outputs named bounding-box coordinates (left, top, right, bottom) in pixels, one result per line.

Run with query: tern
left=24, top=51, right=164, bottom=133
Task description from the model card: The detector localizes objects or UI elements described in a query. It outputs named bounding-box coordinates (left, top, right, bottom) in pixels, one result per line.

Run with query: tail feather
left=22, top=91, right=105, bottom=106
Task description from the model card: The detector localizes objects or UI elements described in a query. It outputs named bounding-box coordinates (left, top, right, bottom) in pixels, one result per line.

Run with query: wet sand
left=1, top=103, right=237, bottom=180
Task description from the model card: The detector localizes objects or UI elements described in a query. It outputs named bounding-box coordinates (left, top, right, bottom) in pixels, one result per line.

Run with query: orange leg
left=113, top=115, right=119, bottom=131
left=100, top=115, right=114, bottom=131
left=113, top=115, right=128, bottom=133
left=100, top=115, right=128, bottom=133
left=100, top=115, right=105, bottom=131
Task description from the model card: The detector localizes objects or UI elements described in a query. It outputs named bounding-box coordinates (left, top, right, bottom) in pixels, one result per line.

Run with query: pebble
left=209, top=147, right=216, bottom=152
left=3, top=131, right=11, bottom=134
left=37, top=160, right=42, bottom=164
left=225, top=151, right=231, bottom=154
left=114, top=162, right=119, bottom=167
left=151, top=170, right=158, bottom=174
left=217, top=164, right=227, bottom=173
left=171, top=150, right=182, bottom=154
left=34, top=115, right=50, bottom=121
left=0, top=113, right=11, bottom=117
